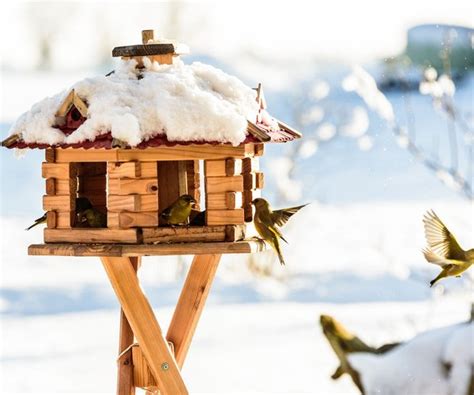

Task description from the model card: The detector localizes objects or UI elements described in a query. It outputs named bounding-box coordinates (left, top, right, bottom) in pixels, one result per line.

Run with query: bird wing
left=423, top=210, right=465, bottom=261
left=271, top=204, right=308, bottom=227
left=422, top=248, right=450, bottom=267
left=160, top=206, right=173, bottom=220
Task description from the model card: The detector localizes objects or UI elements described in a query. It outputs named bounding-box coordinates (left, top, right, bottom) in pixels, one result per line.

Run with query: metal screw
left=161, top=362, right=169, bottom=371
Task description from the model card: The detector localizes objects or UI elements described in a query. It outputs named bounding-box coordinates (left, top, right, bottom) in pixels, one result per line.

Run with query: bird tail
left=430, top=272, right=446, bottom=287
left=25, top=214, right=47, bottom=231
left=272, top=238, right=286, bottom=265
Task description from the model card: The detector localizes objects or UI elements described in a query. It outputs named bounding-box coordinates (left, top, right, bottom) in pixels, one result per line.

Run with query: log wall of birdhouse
left=42, top=153, right=77, bottom=229
left=107, top=161, right=159, bottom=228
left=241, top=157, right=264, bottom=222
left=204, top=158, right=245, bottom=226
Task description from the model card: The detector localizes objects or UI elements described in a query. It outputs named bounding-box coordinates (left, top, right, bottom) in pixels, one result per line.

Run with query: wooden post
left=116, top=257, right=141, bottom=395
left=166, top=254, right=221, bottom=368
left=101, top=257, right=188, bottom=395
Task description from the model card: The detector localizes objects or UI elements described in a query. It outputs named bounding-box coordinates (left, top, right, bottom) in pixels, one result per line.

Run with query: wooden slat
left=101, top=257, right=188, bottom=395
left=243, top=189, right=261, bottom=222
left=132, top=345, right=158, bottom=389
left=117, top=145, right=253, bottom=162
left=28, top=241, right=266, bottom=257
left=47, top=211, right=74, bottom=228
left=54, top=145, right=255, bottom=163
left=46, top=211, right=57, bottom=228
left=243, top=172, right=264, bottom=190
left=166, top=254, right=221, bottom=368
left=42, top=162, right=76, bottom=179
left=108, top=194, right=159, bottom=212
left=108, top=162, right=140, bottom=178
left=54, top=178, right=77, bottom=195
left=55, top=148, right=119, bottom=162
left=142, top=226, right=227, bottom=244
left=45, top=148, right=55, bottom=163
left=117, top=257, right=140, bottom=395
left=43, top=195, right=74, bottom=212
left=206, top=209, right=245, bottom=225
left=204, top=159, right=242, bottom=177
left=225, top=224, right=246, bottom=241
left=206, top=192, right=242, bottom=210
left=45, top=178, right=56, bottom=195
left=254, top=143, right=264, bottom=156
left=44, top=228, right=139, bottom=244
left=118, top=211, right=159, bottom=228
left=109, top=178, right=158, bottom=195
left=186, top=161, right=200, bottom=211
left=242, top=157, right=259, bottom=174
left=205, top=176, right=243, bottom=193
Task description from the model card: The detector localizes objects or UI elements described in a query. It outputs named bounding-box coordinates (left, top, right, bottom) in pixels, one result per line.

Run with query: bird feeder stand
left=2, top=30, right=302, bottom=394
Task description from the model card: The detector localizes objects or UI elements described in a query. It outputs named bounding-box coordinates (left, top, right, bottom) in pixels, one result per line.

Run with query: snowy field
left=1, top=201, right=472, bottom=394
left=1, top=298, right=471, bottom=394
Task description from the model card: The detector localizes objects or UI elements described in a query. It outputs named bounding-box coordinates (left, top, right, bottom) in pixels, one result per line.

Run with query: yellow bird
left=160, top=194, right=197, bottom=226
left=252, top=198, right=307, bottom=265
left=422, top=210, right=474, bottom=287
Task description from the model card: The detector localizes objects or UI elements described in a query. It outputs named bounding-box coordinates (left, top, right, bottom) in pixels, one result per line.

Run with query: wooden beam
left=204, top=159, right=242, bottom=177
left=205, top=176, right=243, bottom=193
left=117, top=257, right=140, bottom=395
left=42, top=162, right=76, bottom=179
left=108, top=195, right=159, bottom=212
left=243, top=172, right=264, bottom=190
left=109, top=178, right=158, bottom=195
left=101, top=257, right=188, bottom=395
left=54, top=145, right=255, bottom=163
left=166, top=254, right=221, bottom=368
left=206, top=192, right=242, bottom=210
left=28, top=240, right=266, bottom=257
left=142, top=226, right=227, bottom=244
left=113, top=211, right=159, bottom=228
left=206, top=209, right=245, bottom=226
left=44, top=228, right=139, bottom=244
left=43, top=194, right=74, bottom=212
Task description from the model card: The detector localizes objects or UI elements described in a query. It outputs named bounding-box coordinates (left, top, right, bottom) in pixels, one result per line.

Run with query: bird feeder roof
left=2, top=32, right=301, bottom=150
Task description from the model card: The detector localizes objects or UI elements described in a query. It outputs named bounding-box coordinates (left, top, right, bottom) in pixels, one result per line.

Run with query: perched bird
left=79, top=208, right=107, bottom=228
left=252, top=198, right=307, bottom=265
left=26, top=197, right=94, bottom=230
left=422, top=210, right=474, bottom=287
left=160, top=194, right=196, bottom=226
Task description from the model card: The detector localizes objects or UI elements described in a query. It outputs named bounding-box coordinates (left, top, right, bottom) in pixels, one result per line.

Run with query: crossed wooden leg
left=102, top=254, right=222, bottom=395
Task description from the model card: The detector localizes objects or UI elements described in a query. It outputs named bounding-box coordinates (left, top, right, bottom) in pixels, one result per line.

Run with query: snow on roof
left=7, top=58, right=282, bottom=148
left=348, top=322, right=473, bottom=395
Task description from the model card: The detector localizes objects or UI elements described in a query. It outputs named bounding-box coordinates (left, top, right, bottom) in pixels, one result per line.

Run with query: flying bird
left=252, top=197, right=307, bottom=265
left=160, top=194, right=196, bottom=226
left=422, top=210, right=474, bottom=287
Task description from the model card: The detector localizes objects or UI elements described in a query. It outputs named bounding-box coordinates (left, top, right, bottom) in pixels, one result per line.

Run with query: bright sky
left=0, top=0, right=472, bottom=71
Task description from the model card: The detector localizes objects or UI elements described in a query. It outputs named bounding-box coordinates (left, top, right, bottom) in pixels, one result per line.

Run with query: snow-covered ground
left=1, top=298, right=471, bottom=394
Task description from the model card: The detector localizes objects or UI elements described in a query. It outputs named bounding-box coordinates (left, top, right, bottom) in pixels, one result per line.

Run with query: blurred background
left=0, top=1, right=473, bottom=393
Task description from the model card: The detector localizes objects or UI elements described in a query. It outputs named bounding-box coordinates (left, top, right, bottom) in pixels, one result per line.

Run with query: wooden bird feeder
left=2, top=29, right=301, bottom=394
